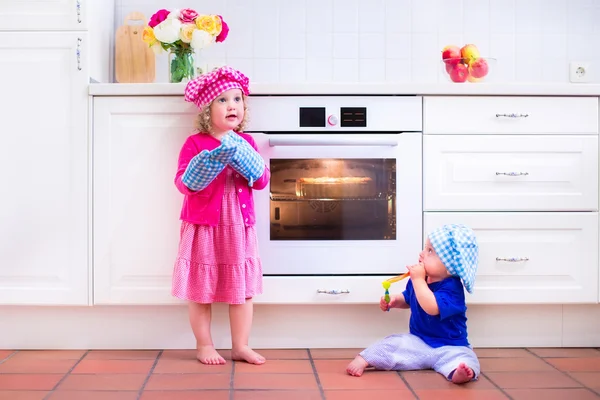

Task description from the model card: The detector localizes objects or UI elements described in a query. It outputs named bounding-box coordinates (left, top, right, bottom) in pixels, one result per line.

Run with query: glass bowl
left=441, top=57, right=497, bottom=83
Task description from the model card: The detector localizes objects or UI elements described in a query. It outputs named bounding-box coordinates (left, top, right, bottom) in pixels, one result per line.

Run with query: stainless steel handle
left=76, top=38, right=82, bottom=71
left=495, top=113, right=529, bottom=118
left=496, top=172, right=529, bottom=176
left=496, top=257, right=529, bottom=262
left=76, top=0, right=82, bottom=23
left=316, top=289, right=350, bottom=295
left=269, top=137, right=398, bottom=147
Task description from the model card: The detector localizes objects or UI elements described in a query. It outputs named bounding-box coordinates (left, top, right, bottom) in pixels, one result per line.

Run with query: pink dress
left=171, top=168, right=263, bottom=304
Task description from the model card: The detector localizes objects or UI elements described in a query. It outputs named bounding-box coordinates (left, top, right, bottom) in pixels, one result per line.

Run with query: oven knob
left=327, top=115, right=338, bottom=126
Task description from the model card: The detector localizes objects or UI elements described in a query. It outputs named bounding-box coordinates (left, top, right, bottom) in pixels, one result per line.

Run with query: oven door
left=253, top=132, right=422, bottom=275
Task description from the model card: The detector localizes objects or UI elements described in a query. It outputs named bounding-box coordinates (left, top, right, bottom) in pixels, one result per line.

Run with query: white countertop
left=88, top=82, right=600, bottom=96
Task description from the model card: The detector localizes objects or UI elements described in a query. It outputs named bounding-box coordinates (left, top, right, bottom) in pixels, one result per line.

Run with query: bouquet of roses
left=142, top=8, right=229, bottom=82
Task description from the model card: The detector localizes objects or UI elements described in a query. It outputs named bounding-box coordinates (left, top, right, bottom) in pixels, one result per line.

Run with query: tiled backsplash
left=116, top=0, right=600, bottom=84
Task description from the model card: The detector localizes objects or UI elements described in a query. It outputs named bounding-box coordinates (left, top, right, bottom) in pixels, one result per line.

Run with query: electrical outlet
left=569, top=62, right=591, bottom=83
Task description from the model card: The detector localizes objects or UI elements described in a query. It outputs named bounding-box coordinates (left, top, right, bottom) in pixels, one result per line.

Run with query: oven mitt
left=227, top=132, right=266, bottom=187
left=181, top=134, right=238, bottom=191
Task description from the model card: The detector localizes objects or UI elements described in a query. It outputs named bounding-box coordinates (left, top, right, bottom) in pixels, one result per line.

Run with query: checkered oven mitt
left=227, top=132, right=266, bottom=187
left=181, top=134, right=238, bottom=191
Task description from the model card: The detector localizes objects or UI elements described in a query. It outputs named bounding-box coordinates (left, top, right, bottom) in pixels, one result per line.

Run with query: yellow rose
left=179, top=23, right=196, bottom=43
left=195, top=15, right=219, bottom=35
left=142, top=26, right=156, bottom=45
left=213, top=15, right=222, bottom=35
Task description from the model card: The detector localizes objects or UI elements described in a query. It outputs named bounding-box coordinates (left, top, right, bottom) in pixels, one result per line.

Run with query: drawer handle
left=496, top=257, right=529, bottom=262
left=495, top=113, right=529, bottom=118
left=316, top=289, right=350, bottom=295
left=496, top=172, right=529, bottom=176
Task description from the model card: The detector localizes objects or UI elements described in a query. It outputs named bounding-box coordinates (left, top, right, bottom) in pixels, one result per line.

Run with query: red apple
left=449, top=63, right=468, bottom=83
left=468, top=57, right=489, bottom=79
left=441, top=45, right=461, bottom=65
left=445, top=62, right=453, bottom=73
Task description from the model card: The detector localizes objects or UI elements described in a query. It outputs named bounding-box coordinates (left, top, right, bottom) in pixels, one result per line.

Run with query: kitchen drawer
left=423, top=96, right=598, bottom=134
left=257, top=276, right=408, bottom=304
left=424, top=135, right=598, bottom=211
left=424, top=212, right=599, bottom=304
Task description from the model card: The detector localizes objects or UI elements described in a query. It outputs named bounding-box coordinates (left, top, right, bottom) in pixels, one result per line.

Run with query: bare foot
left=346, top=355, right=369, bottom=377
left=450, top=362, right=474, bottom=384
left=196, top=345, right=226, bottom=365
left=232, top=346, right=266, bottom=365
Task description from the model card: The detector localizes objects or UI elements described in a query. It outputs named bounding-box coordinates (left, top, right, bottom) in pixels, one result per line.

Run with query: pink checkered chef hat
left=184, top=66, right=250, bottom=108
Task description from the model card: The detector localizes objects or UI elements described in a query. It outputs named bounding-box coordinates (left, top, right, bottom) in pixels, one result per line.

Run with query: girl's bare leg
left=189, top=302, right=226, bottom=365
left=229, top=298, right=265, bottom=364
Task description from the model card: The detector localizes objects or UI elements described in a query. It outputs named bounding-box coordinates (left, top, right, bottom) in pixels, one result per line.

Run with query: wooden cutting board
left=115, top=12, right=155, bottom=83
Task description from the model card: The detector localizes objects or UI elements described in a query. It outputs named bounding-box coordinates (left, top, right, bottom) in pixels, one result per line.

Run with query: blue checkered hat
left=428, top=224, right=479, bottom=293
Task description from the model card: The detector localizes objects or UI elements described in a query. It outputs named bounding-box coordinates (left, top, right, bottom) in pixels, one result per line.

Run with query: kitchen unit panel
left=0, top=0, right=88, bottom=31
left=424, top=96, right=598, bottom=134
left=424, top=212, right=599, bottom=304
left=424, top=134, right=598, bottom=211
left=93, top=96, right=196, bottom=305
left=0, top=32, right=89, bottom=305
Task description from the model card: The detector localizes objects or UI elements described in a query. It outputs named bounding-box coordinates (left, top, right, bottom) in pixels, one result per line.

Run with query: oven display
left=269, top=158, right=396, bottom=241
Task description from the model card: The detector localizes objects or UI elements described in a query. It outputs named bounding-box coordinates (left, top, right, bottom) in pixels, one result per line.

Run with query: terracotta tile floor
left=1, top=347, right=599, bottom=399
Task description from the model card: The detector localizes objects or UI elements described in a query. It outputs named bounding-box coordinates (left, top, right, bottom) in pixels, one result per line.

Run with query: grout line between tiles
left=229, top=357, right=236, bottom=400
left=136, top=349, right=163, bottom=400
left=0, top=350, right=19, bottom=365
left=479, top=371, right=514, bottom=400
left=42, top=350, right=90, bottom=400
left=396, top=371, right=420, bottom=400
left=524, top=348, right=600, bottom=397
left=307, top=349, right=326, bottom=400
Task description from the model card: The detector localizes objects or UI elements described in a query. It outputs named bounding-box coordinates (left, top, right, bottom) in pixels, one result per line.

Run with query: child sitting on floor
left=346, top=224, right=480, bottom=384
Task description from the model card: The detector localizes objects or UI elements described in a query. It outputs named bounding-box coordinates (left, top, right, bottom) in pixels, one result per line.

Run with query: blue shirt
left=402, top=276, right=470, bottom=348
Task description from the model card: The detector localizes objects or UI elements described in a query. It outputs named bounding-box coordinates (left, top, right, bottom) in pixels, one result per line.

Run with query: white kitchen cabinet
left=0, top=0, right=88, bottom=31
left=424, top=134, right=599, bottom=211
left=0, top=32, right=89, bottom=305
left=424, top=96, right=598, bottom=134
left=424, top=212, right=599, bottom=304
left=93, top=96, right=198, bottom=305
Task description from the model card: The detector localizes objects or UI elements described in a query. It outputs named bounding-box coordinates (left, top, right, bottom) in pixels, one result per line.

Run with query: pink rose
left=148, top=9, right=170, bottom=28
left=215, top=15, right=229, bottom=43
left=179, top=8, right=198, bottom=24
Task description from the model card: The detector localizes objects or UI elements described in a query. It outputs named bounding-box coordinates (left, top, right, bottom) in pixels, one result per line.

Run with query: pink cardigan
left=174, top=132, right=270, bottom=226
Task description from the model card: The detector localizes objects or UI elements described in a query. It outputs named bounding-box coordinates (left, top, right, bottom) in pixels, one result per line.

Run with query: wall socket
left=569, top=62, right=591, bottom=83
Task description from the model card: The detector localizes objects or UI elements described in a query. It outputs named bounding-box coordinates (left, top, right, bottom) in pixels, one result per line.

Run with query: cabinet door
left=424, top=212, right=599, bottom=304
left=93, top=97, right=197, bottom=304
left=424, top=135, right=599, bottom=211
left=0, top=33, right=89, bottom=305
left=0, top=0, right=87, bottom=31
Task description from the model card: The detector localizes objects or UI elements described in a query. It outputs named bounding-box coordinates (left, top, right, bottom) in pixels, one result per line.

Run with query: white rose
left=190, top=29, right=215, bottom=50
left=153, top=18, right=182, bottom=44
left=167, top=9, right=181, bottom=20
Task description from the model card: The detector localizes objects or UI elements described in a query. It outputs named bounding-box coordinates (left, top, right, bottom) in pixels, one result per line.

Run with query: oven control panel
left=299, top=107, right=367, bottom=128
left=246, top=96, right=422, bottom=132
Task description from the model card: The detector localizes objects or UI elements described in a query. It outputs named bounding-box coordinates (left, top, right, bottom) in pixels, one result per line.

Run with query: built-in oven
left=247, top=96, right=423, bottom=276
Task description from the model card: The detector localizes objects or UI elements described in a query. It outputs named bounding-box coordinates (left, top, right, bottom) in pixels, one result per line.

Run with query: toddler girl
left=172, top=66, right=269, bottom=365
left=346, top=224, right=480, bottom=383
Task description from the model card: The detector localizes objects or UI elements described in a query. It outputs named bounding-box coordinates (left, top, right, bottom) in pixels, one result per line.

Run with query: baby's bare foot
left=346, top=355, right=369, bottom=377
left=450, top=362, right=474, bottom=384
left=232, top=346, right=266, bottom=365
left=196, top=345, right=226, bottom=365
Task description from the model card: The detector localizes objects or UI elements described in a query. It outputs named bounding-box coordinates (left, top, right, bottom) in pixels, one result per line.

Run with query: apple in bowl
left=441, top=56, right=496, bottom=83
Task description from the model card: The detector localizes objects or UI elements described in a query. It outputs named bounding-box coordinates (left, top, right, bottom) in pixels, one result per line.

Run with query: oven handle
left=268, top=137, right=398, bottom=147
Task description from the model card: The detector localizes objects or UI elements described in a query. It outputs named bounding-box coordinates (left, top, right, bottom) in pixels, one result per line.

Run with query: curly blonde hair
left=195, top=94, right=250, bottom=134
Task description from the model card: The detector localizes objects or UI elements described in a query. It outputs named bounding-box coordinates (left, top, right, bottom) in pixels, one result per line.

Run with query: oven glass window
left=269, top=159, right=396, bottom=240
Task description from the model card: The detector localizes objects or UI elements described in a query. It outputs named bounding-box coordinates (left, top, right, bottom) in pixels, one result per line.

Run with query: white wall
left=115, top=0, right=600, bottom=84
